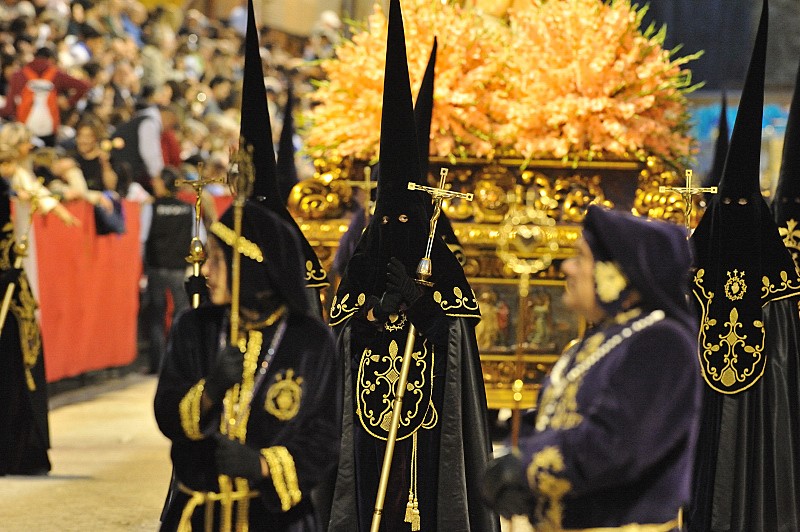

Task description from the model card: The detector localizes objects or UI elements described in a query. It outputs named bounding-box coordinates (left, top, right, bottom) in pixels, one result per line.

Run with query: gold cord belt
left=176, top=478, right=260, bottom=532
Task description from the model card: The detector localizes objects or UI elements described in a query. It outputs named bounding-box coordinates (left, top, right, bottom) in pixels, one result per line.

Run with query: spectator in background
left=111, top=88, right=176, bottom=197
left=141, top=165, right=193, bottom=374
left=0, top=46, right=90, bottom=147
left=65, top=114, right=125, bottom=235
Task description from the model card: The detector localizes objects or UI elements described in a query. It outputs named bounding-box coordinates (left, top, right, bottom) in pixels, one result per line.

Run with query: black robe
left=688, top=298, right=800, bottom=531
left=154, top=305, right=340, bottom=531
left=328, top=304, right=499, bottom=532
left=0, top=181, right=50, bottom=477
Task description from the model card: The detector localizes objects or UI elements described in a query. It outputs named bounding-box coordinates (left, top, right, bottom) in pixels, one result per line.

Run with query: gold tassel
left=404, top=493, right=414, bottom=522
left=404, top=432, right=421, bottom=530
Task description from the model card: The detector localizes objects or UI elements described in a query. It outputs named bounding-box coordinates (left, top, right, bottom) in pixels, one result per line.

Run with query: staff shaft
left=370, top=321, right=418, bottom=532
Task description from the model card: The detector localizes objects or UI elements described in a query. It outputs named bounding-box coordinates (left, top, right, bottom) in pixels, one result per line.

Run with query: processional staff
left=0, top=194, right=38, bottom=342
left=659, top=169, right=717, bottom=233
left=175, top=165, right=226, bottom=309
left=370, top=168, right=473, bottom=532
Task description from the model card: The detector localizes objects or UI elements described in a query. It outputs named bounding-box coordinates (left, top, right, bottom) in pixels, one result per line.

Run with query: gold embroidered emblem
left=594, top=261, right=628, bottom=303
left=724, top=269, right=746, bottom=301
left=694, top=269, right=766, bottom=394
left=265, top=369, right=303, bottom=421
left=357, top=336, right=436, bottom=440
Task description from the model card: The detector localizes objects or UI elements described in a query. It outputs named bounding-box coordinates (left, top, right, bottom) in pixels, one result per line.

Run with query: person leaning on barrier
left=154, top=199, right=340, bottom=531
left=482, top=205, right=703, bottom=531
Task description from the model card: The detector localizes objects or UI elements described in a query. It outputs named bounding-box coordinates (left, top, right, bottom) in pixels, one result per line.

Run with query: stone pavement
left=0, top=374, right=172, bottom=531
left=0, top=372, right=531, bottom=532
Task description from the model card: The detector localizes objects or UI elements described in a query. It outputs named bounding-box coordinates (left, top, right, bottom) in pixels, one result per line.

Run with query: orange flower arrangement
left=303, top=0, right=701, bottom=168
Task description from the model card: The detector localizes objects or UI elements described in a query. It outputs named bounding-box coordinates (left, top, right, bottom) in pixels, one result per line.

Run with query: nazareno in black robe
left=327, top=296, right=499, bottom=532
left=154, top=305, right=340, bottom=531
left=0, top=177, right=50, bottom=477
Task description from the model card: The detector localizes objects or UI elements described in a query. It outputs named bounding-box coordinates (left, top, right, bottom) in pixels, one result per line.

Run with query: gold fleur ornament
left=594, top=261, right=628, bottom=303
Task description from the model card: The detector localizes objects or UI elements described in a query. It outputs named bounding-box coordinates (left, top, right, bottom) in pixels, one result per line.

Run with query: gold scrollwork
left=356, top=339, right=434, bottom=440
left=305, top=260, right=328, bottom=287
left=694, top=269, right=766, bottom=394
left=432, top=286, right=480, bottom=314
left=761, top=269, right=800, bottom=298
left=328, top=292, right=366, bottom=325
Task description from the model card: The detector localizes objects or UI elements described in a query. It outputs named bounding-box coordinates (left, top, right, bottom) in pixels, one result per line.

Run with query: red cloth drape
left=35, top=200, right=142, bottom=382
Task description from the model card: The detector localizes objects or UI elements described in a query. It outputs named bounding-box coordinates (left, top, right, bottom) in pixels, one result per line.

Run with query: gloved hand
left=372, top=291, right=402, bottom=323
left=481, top=452, right=534, bottom=519
left=184, top=275, right=208, bottom=303
left=0, top=267, right=22, bottom=288
left=386, top=257, right=422, bottom=307
left=204, top=345, right=244, bottom=404
left=213, top=433, right=265, bottom=483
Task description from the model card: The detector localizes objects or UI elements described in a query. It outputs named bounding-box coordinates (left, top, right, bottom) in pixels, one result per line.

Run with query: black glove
left=204, top=345, right=244, bottom=404
left=0, top=267, right=22, bottom=288
left=184, top=274, right=208, bottom=303
left=213, top=433, right=264, bottom=483
left=481, top=452, right=535, bottom=519
left=374, top=291, right=402, bottom=322
left=386, top=257, right=422, bottom=307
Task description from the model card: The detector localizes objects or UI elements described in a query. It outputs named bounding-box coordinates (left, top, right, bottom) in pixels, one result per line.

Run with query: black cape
left=0, top=178, right=50, bottom=477
left=328, top=311, right=499, bottom=532
left=154, top=305, right=340, bottom=531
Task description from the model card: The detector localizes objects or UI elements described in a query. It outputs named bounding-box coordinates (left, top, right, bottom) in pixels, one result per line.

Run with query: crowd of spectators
left=0, top=0, right=341, bottom=373
left=0, top=0, right=335, bottom=226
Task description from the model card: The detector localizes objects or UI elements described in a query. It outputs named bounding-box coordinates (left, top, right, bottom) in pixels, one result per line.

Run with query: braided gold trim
left=261, top=448, right=292, bottom=511
left=273, top=446, right=301, bottom=507
left=210, top=221, right=263, bottom=262
left=179, top=379, right=206, bottom=440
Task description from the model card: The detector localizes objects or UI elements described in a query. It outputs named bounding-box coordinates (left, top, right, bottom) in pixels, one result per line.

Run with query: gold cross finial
left=659, top=169, right=718, bottom=233
left=407, top=168, right=474, bottom=284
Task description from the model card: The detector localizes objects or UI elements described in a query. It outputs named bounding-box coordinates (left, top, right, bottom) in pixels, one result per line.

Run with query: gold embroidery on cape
left=179, top=379, right=206, bottom=440
left=761, top=270, right=800, bottom=299
left=304, top=259, right=329, bottom=288
left=724, top=270, right=746, bottom=301
left=527, top=446, right=572, bottom=532
left=265, top=369, right=303, bottom=421
left=210, top=221, right=263, bottom=262
left=594, top=261, right=628, bottom=303
left=694, top=269, right=766, bottom=394
left=1, top=228, right=41, bottom=392
left=779, top=219, right=800, bottom=275
left=432, top=286, right=480, bottom=314
left=356, top=335, right=437, bottom=440
left=328, top=292, right=366, bottom=325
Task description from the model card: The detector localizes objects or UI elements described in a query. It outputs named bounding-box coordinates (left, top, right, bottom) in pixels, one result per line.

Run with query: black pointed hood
left=772, top=54, right=800, bottom=269
left=330, top=0, right=478, bottom=326
left=239, top=0, right=327, bottom=288
left=690, top=0, right=800, bottom=394
left=703, top=90, right=729, bottom=194
left=276, top=81, right=299, bottom=205
left=413, top=37, right=466, bottom=266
